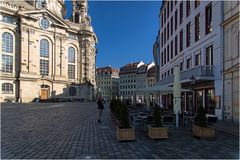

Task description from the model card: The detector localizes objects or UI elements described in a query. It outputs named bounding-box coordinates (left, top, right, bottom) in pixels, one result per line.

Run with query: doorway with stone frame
left=40, top=85, right=49, bottom=100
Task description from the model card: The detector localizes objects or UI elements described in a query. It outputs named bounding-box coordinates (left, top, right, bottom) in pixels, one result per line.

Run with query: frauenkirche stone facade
left=0, top=0, right=97, bottom=102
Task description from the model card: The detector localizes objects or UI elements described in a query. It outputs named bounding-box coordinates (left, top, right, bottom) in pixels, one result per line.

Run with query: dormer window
left=36, top=0, right=45, bottom=9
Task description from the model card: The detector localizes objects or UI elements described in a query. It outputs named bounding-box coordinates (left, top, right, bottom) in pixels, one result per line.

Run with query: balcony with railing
left=158, top=65, right=214, bottom=86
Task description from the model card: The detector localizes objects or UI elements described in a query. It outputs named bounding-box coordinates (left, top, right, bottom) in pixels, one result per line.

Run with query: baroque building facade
left=0, top=0, right=97, bottom=102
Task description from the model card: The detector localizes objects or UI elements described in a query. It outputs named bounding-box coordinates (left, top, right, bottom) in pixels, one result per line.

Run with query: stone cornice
left=0, top=2, right=19, bottom=12
left=18, top=9, right=69, bottom=29
left=221, top=12, right=240, bottom=26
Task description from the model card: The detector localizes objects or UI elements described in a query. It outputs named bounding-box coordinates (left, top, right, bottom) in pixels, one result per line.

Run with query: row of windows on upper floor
left=137, top=85, right=147, bottom=89
left=119, top=91, right=134, bottom=96
left=1, top=32, right=78, bottom=79
left=161, top=38, right=213, bottom=67
left=97, top=81, right=119, bottom=85
left=161, top=2, right=212, bottom=51
left=0, top=15, right=17, bottom=25
left=148, top=78, right=155, bottom=83
left=136, top=79, right=146, bottom=83
left=120, top=85, right=136, bottom=90
left=160, top=7, right=212, bottom=68
left=161, top=0, right=201, bottom=29
left=120, top=79, right=136, bottom=84
left=120, top=74, right=136, bottom=79
left=101, top=91, right=118, bottom=96
left=120, top=68, right=137, bottom=73
left=98, top=86, right=118, bottom=90
left=97, top=71, right=119, bottom=76
left=161, top=45, right=213, bottom=79
left=96, top=77, right=119, bottom=80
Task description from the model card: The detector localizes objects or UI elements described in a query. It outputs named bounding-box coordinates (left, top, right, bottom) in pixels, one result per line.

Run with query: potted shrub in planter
left=117, top=103, right=135, bottom=141
left=110, top=99, right=121, bottom=126
left=148, top=105, right=168, bottom=139
left=193, top=106, right=215, bottom=138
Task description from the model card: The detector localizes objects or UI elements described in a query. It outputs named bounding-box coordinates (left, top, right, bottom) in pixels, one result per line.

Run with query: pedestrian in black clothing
left=97, top=96, right=104, bottom=123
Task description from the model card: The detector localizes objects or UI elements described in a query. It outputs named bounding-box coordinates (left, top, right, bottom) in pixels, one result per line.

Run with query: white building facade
left=158, top=1, right=223, bottom=118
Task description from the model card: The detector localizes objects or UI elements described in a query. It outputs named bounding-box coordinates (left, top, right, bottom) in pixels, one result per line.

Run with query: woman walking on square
left=97, top=96, right=104, bottom=123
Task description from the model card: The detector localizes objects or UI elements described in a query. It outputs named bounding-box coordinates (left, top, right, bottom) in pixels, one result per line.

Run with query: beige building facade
left=96, top=66, right=119, bottom=102
left=222, top=1, right=239, bottom=123
left=0, top=0, right=97, bottom=102
left=136, top=62, right=155, bottom=102
left=119, top=61, right=144, bottom=102
left=146, top=65, right=156, bottom=87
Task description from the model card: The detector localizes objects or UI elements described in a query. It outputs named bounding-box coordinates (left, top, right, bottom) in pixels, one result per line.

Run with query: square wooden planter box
left=148, top=126, right=168, bottom=139
left=192, top=124, right=215, bottom=138
left=117, top=127, right=135, bottom=141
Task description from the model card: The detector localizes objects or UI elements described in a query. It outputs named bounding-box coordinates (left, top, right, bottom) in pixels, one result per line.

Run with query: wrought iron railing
left=158, top=65, right=214, bottom=86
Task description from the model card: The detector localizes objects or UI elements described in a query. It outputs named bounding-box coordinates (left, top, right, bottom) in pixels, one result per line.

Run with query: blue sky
left=65, top=1, right=162, bottom=69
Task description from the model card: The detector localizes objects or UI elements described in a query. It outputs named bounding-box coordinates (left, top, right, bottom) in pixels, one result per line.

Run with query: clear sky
left=65, top=1, right=162, bottom=69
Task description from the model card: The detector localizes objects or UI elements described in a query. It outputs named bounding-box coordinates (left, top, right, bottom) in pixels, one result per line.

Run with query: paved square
left=1, top=102, right=239, bottom=159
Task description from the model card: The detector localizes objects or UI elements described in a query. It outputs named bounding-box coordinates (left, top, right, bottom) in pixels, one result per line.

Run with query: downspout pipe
left=220, top=1, right=225, bottom=121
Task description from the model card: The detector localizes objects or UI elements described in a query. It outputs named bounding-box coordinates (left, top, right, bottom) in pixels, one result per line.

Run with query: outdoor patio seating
left=207, top=116, right=218, bottom=125
left=130, top=113, right=145, bottom=129
left=163, top=115, right=174, bottom=134
left=146, top=115, right=154, bottom=124
left=182, top=112, right=195, bottom=127
left=179, top=112, right=184, bottom=126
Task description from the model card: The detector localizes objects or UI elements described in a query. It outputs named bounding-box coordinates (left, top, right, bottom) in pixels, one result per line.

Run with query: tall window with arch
left=40, top=39, right=49, bottom=76
left=68, top=47, right=75, bottom=79
left=1, top=32, right=13, bottom=73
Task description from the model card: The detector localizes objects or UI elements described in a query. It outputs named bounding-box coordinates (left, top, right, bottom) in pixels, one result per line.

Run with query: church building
left=0, top=0, right=98, bottom=102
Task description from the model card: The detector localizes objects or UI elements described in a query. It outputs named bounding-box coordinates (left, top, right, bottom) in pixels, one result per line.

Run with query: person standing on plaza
left=97, top=96, right=104, bottom=123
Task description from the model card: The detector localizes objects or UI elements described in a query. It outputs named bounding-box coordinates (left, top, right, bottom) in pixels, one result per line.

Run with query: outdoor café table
left=184, top=116, right=195, bottom=129
left=138, top=115, right=148, bottom=130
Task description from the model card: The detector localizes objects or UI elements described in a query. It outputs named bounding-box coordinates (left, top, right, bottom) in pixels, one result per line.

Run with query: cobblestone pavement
left=1, top=102, right=239, bottom=159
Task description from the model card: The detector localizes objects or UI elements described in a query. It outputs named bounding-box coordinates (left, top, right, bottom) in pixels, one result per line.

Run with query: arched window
left=40, top=39, right=49, bottom=57
left=68, top=47, right=75, bottom=79
left=2, top=83, right=13, bottom=94
left=69, top=87, right=76, bottom=96
left=1, top=32, right=13, bottom=73
left=68, top=47, right=75, bottom=63
left=2, top=32, right=13, bottom=53
left=40, top=39, right=49, bottom=76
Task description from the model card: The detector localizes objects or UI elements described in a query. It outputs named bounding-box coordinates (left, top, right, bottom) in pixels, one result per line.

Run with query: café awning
left=136, top=85, right=191, bottom=94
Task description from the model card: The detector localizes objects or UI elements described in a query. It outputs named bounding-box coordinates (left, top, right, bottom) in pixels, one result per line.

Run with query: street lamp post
left=190, top=76, right=196, bottom=113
